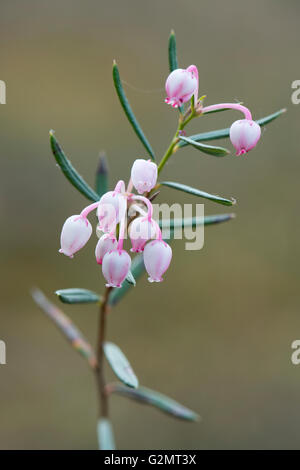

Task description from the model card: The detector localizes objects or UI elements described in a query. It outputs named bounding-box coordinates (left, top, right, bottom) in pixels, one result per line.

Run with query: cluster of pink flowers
left=59, top=159, right=172, bottom=288
left=59, top=63, right=262, bottom=289
left=165, top=65, right=261, bottom=156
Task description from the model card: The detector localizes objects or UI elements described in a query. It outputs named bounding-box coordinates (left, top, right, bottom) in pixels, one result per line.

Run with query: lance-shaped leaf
left=55, top=288, right=101, bottom=304
left=95, top=152, right=109, bottom=198
left=31, top=288, right=97, bottom=369
left=104, top=342, right=138, bottom=389
left=107, top=383, right=199, bottom=422
left=178, top=108, right=286, bottom=146
left=178, top=135, right=229, bottom=157
left=125, top=270, right=136, bottom=286
left=50, top=131, right=99, bottom=202
left=97, top=419, right=116, bottom=450
left=109, top=214, right=234, bottom=306
left=159, top=213, right=235, bottom=230
left=168, top=30, right=183, bottom=114
left=160, top=181, right=235, bottom=206
left=112, top=61, right=155, bottom=161
left=168, top=29, right=178, bottom=72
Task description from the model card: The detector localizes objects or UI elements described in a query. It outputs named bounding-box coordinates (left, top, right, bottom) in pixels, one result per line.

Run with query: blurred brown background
left=0, top=0, right=299, bottom=449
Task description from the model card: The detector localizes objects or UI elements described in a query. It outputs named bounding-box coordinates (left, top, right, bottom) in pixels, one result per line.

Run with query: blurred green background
left=0, top=0, right=299, bottom=450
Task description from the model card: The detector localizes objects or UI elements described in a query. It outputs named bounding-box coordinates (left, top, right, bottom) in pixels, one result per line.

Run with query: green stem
left=157, top=110, right=197, bottom=175
left=95, top=286, right=111, bottom=418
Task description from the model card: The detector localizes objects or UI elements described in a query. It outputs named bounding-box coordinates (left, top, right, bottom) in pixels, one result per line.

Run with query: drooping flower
left=229, top=119, right=261, bottom=156
left=143, top=240, right=172, bottom=283
left=102, top=249, right=131, bottom=288
left=165, top=65, right=198, bottom=108
left=95, top=233, right=117, bottom=265
left=129, top=216, right=156, bottom=252
left=131, top=159, right=157, bottom=195
left=59, top=215, right=92, bottom=258
left=97, top=190, right=126, bottom=233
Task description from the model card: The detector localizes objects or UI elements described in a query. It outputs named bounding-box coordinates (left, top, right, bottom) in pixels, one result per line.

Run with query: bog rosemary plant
left=32, top=30, right=285, bottom=449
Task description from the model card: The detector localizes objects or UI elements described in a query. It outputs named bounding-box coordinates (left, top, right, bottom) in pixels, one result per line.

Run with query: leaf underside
left=55, top=288, right=101, bottom=304
left=178, top=135, right=229, bottom=157
left=104, top=342, right=139, bottom=389
left=97, top=418, right=116, bottom=450
left=108, top=383, right=199, bottom=422
left=31, top=288, right=97, bottom=369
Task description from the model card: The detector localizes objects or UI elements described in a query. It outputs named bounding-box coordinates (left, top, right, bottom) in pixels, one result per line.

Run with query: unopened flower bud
left=131, top=159, right=157, bottom=195
left=229, top=119, right=261, bottom=156
left=97, top=191, right=126, bottom=233
left=102, top=249, right=131, bottom=288
left=165, top=66, right=198, bottom=108
left=143, top=240, right=172, bottom=283
left=95, top=234, right=117, bottom=265
left=59, top=215, right=92, bottom=258
left=129, top=217, right=156, bottom=252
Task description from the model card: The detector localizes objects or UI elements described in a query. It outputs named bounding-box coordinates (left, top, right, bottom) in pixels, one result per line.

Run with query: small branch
left=157, top=110, right=198, bottom=175
left=95, top=286, right=112, bottom=418
left=32, top=288, right=97, bottom=369
left=157, top=123, right=182, bottom=175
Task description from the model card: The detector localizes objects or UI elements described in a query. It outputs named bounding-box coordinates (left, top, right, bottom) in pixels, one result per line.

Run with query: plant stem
left=157, top=111, right=196, bottom=175
left=157, top=122, right=182, bottom=175
left=95, top=286, right=111, bottom=418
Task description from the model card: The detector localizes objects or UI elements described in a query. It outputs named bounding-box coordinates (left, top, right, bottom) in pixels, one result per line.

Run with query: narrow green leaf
left=95, top=153, right=109, bottom=198
left=49, top=131, right=99, bottom=202
left=178, top=108, right=286, bottom=146
left=125, top=270, right=136, bottom=286
left=112, top=61, right=155, bottom=161
left=108, top=253, right=145, bottom=306
left=159, top=213, right=235, bottom=230
left=201, top=213, right=235, bottom=225
left=160, top=181, right=235, bottom=206
left=107, top=383, right=199, bottom=422
left=104, top=342, right=138, bottom=389
left=168, top=29, right=178, bottom=72
left=31, top=288, right=97, bottom=369
left=178, top=135, right=229, bottom=157
left=55, top=288, right=101, bottom=304
left=168, top=30, right=183, bottom=113
left=97, top=418, right=116, bottom=450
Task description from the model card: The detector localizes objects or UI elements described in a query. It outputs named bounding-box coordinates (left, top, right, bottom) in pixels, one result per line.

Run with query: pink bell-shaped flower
left=229, top=119, right=261, bottom=156
left=97, top=191, right=126, bottom=233
left=165, top=65, right=198, bottom=108
left=143, top=240, right=172, bottom=283
left=95, top=233, right=117, bottom=265
left=59, top=215, right=92, bottom=258
left=102, top=249, right=131, bottom=288
left=131, top=159, right=157, bottom=195
left=129, top=217, right=156, bottom=252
